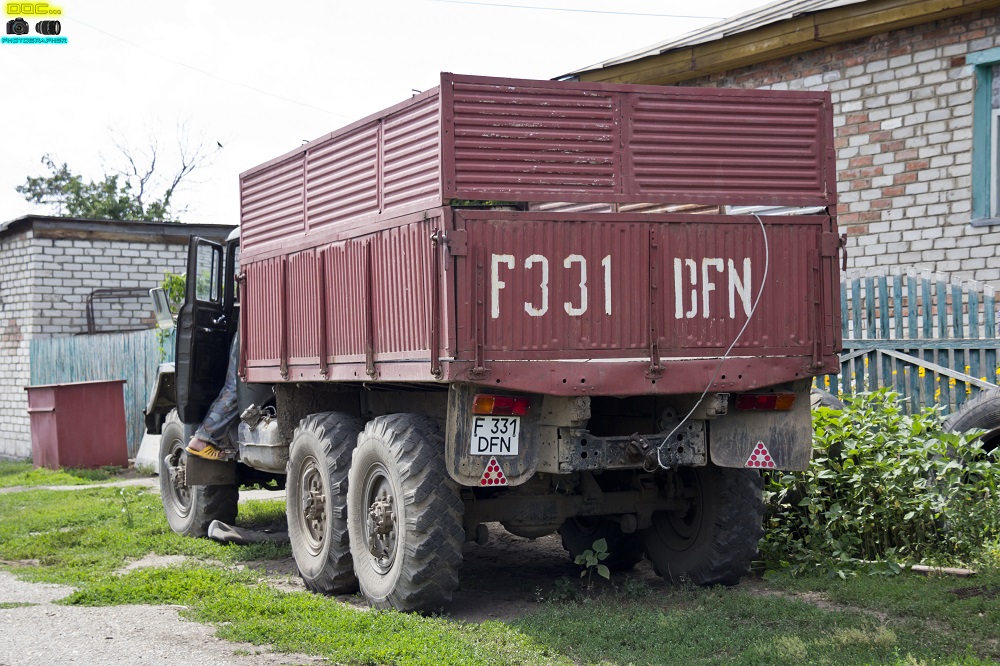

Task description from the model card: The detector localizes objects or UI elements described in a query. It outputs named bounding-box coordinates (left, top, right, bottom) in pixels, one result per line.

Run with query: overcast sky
left=1, top=0, right=766, bottom=227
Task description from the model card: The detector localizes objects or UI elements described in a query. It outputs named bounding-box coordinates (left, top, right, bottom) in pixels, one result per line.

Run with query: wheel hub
left=164, top=451, right=189, bottom=496
left=299, top=460, right=327, bottom=551
left=363, top=471, right=398, bottom=574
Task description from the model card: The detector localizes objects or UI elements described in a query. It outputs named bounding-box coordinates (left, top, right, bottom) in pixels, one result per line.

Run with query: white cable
left=655, top=214, right=771, bottom=468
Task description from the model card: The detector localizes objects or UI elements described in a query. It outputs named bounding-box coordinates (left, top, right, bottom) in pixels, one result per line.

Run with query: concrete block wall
left=684, top=9, right=1000, bottom=287
left=0, top=231, right=33, bottom=458
left=33, top=239, right=187, bottom=336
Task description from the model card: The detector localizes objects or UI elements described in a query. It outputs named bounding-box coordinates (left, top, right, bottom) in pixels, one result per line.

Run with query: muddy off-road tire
left=810, top=387, right=846, bottom=410
left=347, top=414, right=464, bottom=612
left=944, top=389, right=1000, bottom=454
left=286, top=412, right=366, bottom=594
left=159, top=410, right=238, bottom=537
left=558, top=517, right=644, bottom=571
left=642, top=465, right=763, bottom=586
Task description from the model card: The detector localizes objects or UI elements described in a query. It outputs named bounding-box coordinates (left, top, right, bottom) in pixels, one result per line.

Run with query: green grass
left=2, top=471, right=999, bottom=665
left=0, top=460, right=127, bottom=488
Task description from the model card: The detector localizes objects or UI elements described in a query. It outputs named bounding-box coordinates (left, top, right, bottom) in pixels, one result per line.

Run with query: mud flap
left=444, top=383, right=542, bottom=487
left=708, top=383, right=812, bottom=471
left=184, top=454, right=237, bottom=486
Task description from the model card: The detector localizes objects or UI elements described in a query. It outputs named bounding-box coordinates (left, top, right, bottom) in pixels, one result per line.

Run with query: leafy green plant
left=574, top=538, right=611, bottom=590
left=761, top=390, right=1000, bottom=577
left=161, top=271, right=186, bottom=315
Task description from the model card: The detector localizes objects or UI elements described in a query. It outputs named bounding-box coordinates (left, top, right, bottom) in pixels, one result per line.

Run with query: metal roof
left=565, top=0, right=867, bottom=77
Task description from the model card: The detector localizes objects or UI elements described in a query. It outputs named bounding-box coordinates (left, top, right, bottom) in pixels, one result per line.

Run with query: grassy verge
left=1, top=460, right=999, bottom=665
left=0, top=460, right=129, bottom=488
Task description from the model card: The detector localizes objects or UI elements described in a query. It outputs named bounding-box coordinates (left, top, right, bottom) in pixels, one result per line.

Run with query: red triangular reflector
left=745, top=441, right=776, bottom=469
left=478, top=456, right=508, bottom=486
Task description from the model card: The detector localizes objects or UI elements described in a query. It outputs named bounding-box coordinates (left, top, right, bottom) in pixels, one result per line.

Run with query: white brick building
left=0, top=216, right=233, bottom=460
left=570, top=0, right=1000, bottom=286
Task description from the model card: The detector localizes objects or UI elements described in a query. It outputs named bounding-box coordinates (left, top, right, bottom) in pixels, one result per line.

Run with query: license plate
left=470, top=416, right=520, bottom=456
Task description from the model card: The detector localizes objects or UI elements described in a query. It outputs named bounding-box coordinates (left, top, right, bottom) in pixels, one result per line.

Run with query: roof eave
left=572, top=0, right=1000, bottom=85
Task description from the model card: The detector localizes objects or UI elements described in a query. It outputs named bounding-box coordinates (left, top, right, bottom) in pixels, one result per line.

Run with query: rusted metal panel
left=446, top=78, right=620, bottom=200
left=626, top=92, right=829, bottom=206
left=383, top=93, right=441, bottom=211
left=240, top=155, right=304, bottom=253
left=25, top=380, right=128, bottom=469
left=453, top=210, right=832, bottom=362
left=244, top=256, right=284, bottom=369
left=454, top=211, right=650, bottom=356
left=370, top=219, right=437, bottom=357
left=323, top=239, right=367, bottom=362
left=286, top=249, right=321, bottom=367
left=241, top=73, right=835, bottom=260
left=306, top=123, right=381, bottom=230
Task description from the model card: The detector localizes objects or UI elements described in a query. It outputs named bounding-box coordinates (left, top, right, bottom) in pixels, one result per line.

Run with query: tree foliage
left=17, top=155, right=173, bottom=221
left=17, top=126, right=219, bottom=222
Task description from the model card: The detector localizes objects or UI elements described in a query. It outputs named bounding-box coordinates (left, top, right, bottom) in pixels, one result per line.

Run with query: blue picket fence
left=29, top=329, right=174, bottom=458
left=822, top=269, right=999, bottom=415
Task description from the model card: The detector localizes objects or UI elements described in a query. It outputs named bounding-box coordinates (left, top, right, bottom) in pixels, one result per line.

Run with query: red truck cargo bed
left=238, top=73, right=840, bottom=395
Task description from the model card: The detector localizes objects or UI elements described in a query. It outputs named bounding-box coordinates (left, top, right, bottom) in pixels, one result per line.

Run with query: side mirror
left=149, top=287, right=175, bottom=331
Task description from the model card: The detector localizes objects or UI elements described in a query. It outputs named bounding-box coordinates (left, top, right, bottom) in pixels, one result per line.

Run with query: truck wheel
left=944, top=389, right=1000, bottom=454
left=159, top=410, right=238, bottom=537
left=642, top=465, right=763, bottom=586
left=286, top=412, right=366, bottom=594
left=810, top=387, right=845, bottom=410
left=347, top=414, right=464, bottom=611
left=558, top=517, right=644, bottom=571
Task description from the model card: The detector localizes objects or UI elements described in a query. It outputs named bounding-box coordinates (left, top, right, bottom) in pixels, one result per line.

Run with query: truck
left=145, top=73, right=842, bottom=612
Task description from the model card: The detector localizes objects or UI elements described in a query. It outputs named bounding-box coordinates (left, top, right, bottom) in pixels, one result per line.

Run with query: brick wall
left=683, top=9, right=1000, bottom=286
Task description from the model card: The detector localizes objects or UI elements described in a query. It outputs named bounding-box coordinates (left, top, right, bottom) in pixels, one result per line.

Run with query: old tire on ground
left=347, top=414, right=464, bottom=611
left=641, top=465, right=763, bottom=586
left=810, top=387, right=846, bottom=410
left=286, top=412, right=366, bottom=594
left=558, top=517, right=644, bottom=571
left=943, top=389, right=1000, bottom=455
left=159, top=409, right=238, bottom=538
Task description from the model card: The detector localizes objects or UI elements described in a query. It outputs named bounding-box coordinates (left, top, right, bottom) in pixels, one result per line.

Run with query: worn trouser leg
left=193, top=334, right=239, bottom=447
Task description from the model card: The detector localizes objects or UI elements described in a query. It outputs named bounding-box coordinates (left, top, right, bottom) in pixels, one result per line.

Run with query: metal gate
left=824, top=269, right=999, bottom=414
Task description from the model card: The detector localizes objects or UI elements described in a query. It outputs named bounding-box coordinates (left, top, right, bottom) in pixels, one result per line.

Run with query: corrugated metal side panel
left=371, top=218, right=437, bottom=356
left=456, top=217, right=649, bottom=354
left=627, top=93, right=827, bottom=205
left=286, top=250, right=320, bottom=364
left=448, top=79, right=619, bottom=199
left=651, top=219, right=817, bottom=355
left=324, top=239, right=367, bottom=360
left=383, top=93, right=441, bottom=211
left=306, top=123, right=380, bottom=230
left=245, top=256, right=283, bottom=366
left=29, top=330, right=163, bottom=458
left=455, top=211, right=823, bottom=360
left=241, top=156, right=304, bottom=253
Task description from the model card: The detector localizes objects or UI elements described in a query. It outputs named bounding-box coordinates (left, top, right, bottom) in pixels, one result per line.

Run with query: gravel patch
left=0, top=571, right=324, bottom=666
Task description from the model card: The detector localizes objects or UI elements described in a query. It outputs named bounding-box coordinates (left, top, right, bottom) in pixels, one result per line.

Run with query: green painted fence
left=30, top=329, right=174, bottom=458
left=822, top=269, right=999, bottom=415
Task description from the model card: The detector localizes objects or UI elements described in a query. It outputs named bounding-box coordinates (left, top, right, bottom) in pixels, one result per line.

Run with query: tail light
left=735, top=393, right=795, bottom=411
left=472, top=394, right=530, bottom=416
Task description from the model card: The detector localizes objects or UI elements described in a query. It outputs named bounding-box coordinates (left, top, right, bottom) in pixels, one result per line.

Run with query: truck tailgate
left=450, top=209, right=840, bottom=394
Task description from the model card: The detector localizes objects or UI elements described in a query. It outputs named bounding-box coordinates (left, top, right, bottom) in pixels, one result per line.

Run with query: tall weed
left=761, top=390, right=999, bottom=576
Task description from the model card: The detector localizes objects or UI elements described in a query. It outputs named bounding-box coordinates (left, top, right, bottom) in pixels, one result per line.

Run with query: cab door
left=175, top=237, right=230, bottom=424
